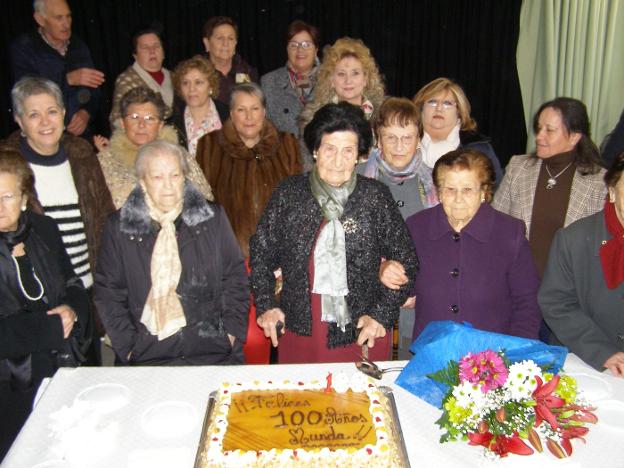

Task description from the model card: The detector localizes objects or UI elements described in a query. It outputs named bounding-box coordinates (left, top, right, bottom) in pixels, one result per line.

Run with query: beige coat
left=98, top=125, right=212, bottom=209
left=492, top=154, right=606, bottom=236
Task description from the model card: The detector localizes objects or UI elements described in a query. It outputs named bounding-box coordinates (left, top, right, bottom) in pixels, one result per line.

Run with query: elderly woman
left=196, top=82, right=301, bottom=364
left=109, top=27, right=174, bottom=126
left=493, top=97, right=606, bottom=277
left=299, top=37, right=385, bottom=130
left=358, top=97, right=437, bottom=358
left=261, top=20, right=320, bottom=137
left=98, top=87, right=212, bottom=209
left=405, top=149, right=541, bottom=340
left=94, top=140, right=248, bottom=365
left=0, top=150, right=90, bottom=458
left=539, top=152, right=624, bottom=376
left=171, top=55, right=229, bottom=156
left=413, top=77, right=502, bottom=182
left=2, top=77, right=112, bottom=367
left=250, top=102, right=418, bottom=363
left=202, top=16, right=258, bottom=104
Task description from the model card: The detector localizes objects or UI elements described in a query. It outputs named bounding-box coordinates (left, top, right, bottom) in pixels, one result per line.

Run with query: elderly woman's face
left=378, top=122, right=419, bottom=170
left=0, top=172, right=26, bottom=232
left=140, top=152, right=185, bottom=213
left=134, top=33, right=164, bottom=73
left=331, top=57, right=367, bottom=106
left=437, top=168, right=484, bottom=232
left=422, top=90, right=459, bottom=138
left=609, top=175, right=624, bottom=226
left=535, top=107, right=580, bottom=159
left=180, top=68, right=212, bottom=109
left=15, top=93, right=65, bottom=155
left=316, top=131, right=359, bottom=187
left=230, top=92, right=266, bottom=147
left=121, top=102, right=164, bottom=148
left=204, top=24, right=237, bottom=63
left=286, top=30, right=317, bottom=74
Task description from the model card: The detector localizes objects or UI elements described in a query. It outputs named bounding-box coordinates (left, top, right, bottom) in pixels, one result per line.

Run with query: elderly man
left=9, top=0, right=104, bottom=137
left=109, top=27, right=174, bottom=128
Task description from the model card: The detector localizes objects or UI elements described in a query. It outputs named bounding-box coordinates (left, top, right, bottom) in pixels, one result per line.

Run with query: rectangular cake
left=197, top=372, right=404, bottom=467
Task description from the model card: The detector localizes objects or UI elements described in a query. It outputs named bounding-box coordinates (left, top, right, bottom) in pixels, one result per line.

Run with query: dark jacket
left=0, top=212, right=90, bottom=458
left=459, top=130, right=503, bottom=184
left=94, top=183, right=249, bottom=366
left=539, top=210, right=624, bottom=370
left=169, top=97, right=230, bottom=151
left=406, top=203, right=541, bottom=340
left=205, top=53, right=258, bottom=105
left=1, top=132, right=115, bottom=277
left=9, top=31, right=100, bottom=133
left=195, top=119, right=302, bottom=257
left=250, top=174, right=418, bottom=348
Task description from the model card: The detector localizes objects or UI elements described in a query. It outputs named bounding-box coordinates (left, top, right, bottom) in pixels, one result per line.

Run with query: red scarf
left=147, top=69, right=164, bottom=85
left=599, top=199, right=624, bottom=289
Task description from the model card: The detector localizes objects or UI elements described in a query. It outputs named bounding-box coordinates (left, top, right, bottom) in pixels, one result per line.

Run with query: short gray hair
left=135, top=140, right=190, bottom=180
left=229, top=82, right=266, bottom=110
left=12, top=76, right=65, bottom=118
left=33, top=0, right=46, bottom=15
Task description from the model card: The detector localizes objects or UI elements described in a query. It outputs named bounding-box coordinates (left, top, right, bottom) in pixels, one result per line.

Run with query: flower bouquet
left=429, top=349, right=598, bottom=459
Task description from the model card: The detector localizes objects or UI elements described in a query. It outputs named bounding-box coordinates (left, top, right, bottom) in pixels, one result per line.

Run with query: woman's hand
left=93, top=134, right=110, bottom=152
left=47, top=305, right=77, bottom=339
left=257, top=308, right=286, bottom=347
left=603, top=352, right=624, bottom=377
left=227, top=333, right=236, bottom=346
left=379, top=260, right=408, bottom=290
left=356, top=315, right=386, bottom=348
left=402, top=296, right=416, bottom=308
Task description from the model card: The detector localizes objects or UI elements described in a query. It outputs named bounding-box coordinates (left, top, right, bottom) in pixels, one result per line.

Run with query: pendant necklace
left=11, top=256, right=45, bottom=301
left=545, top=162, right=574, bottom=190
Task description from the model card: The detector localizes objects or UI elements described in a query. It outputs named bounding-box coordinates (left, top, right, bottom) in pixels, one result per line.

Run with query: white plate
left=74, top=383, right=130, bottom=413
left=595, top=400, right=624, bottom=431
left=141, top=401, right=197, bottom=439
left=566, top=372, right=613, bottom=401
left=31, top=461, right=71, bottom=468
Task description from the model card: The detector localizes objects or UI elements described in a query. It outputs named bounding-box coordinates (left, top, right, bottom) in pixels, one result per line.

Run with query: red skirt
left=278, top=243, right=392, bottom=364
left=243, top=260, right=271, bottom=364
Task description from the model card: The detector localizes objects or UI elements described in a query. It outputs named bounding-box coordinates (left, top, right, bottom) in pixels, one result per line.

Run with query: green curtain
left=517, top=0, right=624, bottom=153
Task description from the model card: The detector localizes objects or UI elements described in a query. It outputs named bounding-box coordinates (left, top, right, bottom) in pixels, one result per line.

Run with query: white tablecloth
left=3, top=355, right=624, bottom=468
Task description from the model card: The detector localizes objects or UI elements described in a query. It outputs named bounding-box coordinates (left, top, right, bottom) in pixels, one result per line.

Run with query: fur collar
left=218, top=118, right=280, bottom=161
left=120, top=182, right=214, bottom=236
left=108, top=125, right=179, bottom=169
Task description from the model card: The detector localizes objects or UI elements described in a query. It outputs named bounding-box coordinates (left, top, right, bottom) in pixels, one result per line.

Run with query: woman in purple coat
left=404, top=148, right=541, bottom=340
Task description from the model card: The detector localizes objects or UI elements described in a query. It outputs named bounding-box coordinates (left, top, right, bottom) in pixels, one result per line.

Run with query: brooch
left=342, top=218, right=358, bottom=234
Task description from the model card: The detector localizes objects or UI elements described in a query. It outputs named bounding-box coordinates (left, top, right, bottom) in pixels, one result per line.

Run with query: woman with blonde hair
left=412, top=77, right=502, bottom=182
left=298, top=37, right=385, bottom=166
left=171, top=55, right=229, bottom=156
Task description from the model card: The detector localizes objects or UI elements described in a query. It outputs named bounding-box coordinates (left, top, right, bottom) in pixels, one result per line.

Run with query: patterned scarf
left=287, top=62, right=319, bottom=105
left=140, top=189, right=186, bottom=340
left=599, top=199, right=624, bottom=289
left=309, top=166, right=356, bottom=331
left=363, top=147, right=438, bottom=208
left=331, top=94, right=374, bottom=120
left=184, top=100, right=222, bottom=156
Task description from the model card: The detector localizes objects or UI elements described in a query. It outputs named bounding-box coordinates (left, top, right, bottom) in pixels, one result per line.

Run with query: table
left=3, top=355, right=624, bottom=468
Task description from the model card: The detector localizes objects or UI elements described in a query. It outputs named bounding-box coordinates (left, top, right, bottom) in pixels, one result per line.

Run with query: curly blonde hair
left=412, top=77, right=477, bottom=132
left=299, top=37, right=385, bottom=131
left=172, top=55, right=220, bottom=101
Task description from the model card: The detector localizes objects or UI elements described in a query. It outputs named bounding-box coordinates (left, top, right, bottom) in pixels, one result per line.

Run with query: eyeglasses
left=439, top=186, right=480, bottom=198
left=124, top=113, right=160, bottom=125
left=0, top=192, right=21, bottom=205
left=381, top=133, right=417, bottom=147
left=425, top=99, right=457, bottom=110
left=287, top=40, right=314, bottom=50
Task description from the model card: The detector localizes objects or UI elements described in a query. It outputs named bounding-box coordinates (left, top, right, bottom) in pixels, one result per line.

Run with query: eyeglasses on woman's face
left=287, top=40, right=314, bottom=50
left=425, top=99, right=457, bottom=110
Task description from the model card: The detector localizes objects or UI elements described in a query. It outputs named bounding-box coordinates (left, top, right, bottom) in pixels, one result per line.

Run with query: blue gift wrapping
left=394, top=321, right=568, bottom=407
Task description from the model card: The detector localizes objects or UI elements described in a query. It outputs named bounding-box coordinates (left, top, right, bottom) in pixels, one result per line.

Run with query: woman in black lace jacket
left=250, top=102, right=418, bottom=363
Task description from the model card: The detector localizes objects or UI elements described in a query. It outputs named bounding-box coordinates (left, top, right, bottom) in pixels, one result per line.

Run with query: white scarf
left=420, top=123, right=461, bottom=169
left=132, top=61, right=174, bottom=108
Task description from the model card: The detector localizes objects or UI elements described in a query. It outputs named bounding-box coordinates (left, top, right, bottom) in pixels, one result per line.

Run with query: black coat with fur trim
left=94, top=183, right=249, bottom=365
